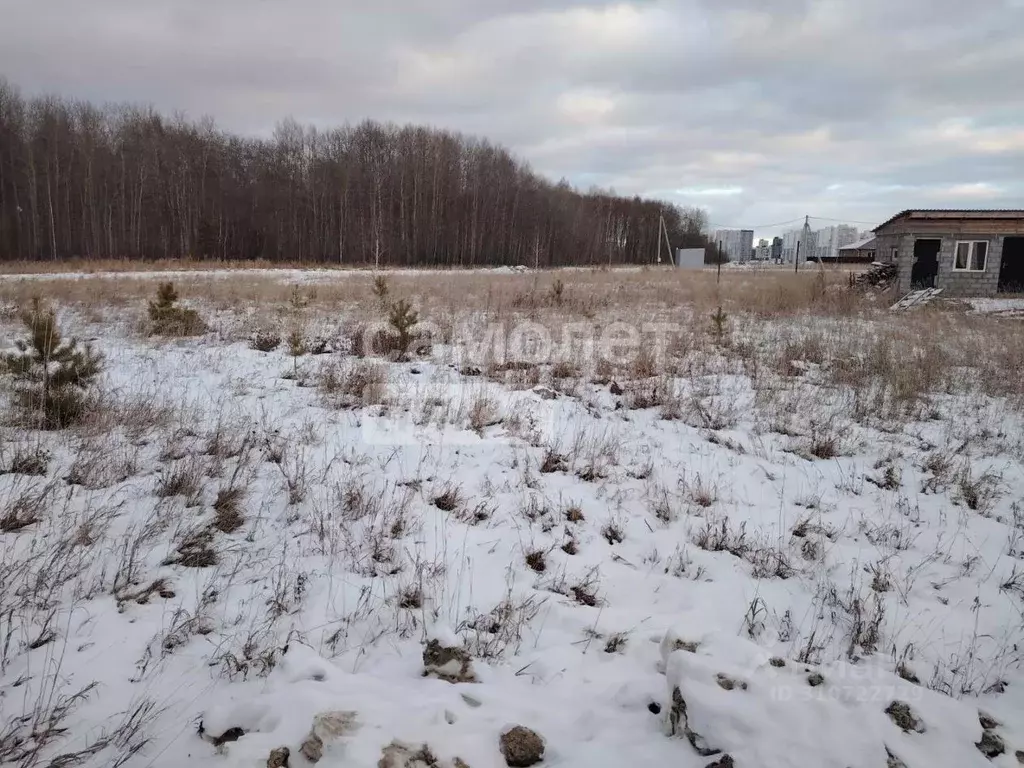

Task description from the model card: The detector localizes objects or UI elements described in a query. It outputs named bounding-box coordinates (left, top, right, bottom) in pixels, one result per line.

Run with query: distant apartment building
left=753, top=238, right=772, bottom=261
left=781, top=228, right=816, bottom=263
left=781, top=230, right=800, bottom=263
left=813, top=225, right=859, bottom=261
left=771, top=237, right=783, bottom=262
left=712, top=229, right=754, bottom=263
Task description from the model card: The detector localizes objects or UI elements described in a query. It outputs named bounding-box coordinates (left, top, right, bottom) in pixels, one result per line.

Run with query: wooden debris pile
left=852, top=262, right=897, bottom=290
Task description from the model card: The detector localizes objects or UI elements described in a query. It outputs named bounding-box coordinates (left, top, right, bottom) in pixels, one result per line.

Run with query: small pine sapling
left=289, top=284, right=310, bottom=309
left=148, top=282, right=206, bottom=336
left=288, top=328, right=306, bottom=357
left=287, top=327, right=306, bottom=378
left=549, top=279, right=565, bottom=305
left=4, top=299, right=103, bottom=428
left=372, top=275, right=389, bottom=307
left=388, top=299, right=419, bottom=361
left=710, top=306, right=729, bottom=344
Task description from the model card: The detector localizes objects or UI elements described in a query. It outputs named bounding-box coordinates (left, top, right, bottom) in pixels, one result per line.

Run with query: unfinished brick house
left=873, top=210, right=1024, bottom=297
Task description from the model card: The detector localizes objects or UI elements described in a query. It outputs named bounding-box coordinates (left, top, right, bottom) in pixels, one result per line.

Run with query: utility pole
left=795, top=215, right=811, bottom=274
left=659, top=215, right=674, bottom=266
left=656, top=214, right=663, bottom=264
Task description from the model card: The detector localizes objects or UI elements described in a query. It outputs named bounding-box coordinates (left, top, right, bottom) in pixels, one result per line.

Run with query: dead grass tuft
left=317, top=359, right=388, bottom=408
left=213, top=487, right=245, bottom=533
left=0, top=445, right=50, bottom=476
left=459, top=592, right=548, bottom=660
left=539, top=447, right=569, bottom=474
left=601, top=519, right=625, bottom=545
left=468, top=393, right=503, bottom=435
left=570, top=569, right=601, bottom=606
left=165, top=527, right=218, bottom=568
left=432, top=484, right=462, bottom=512
left=154, top=458, right=205, bottom=507
left=954, top=465, right=1000, bottom=514
left=0, top=482, right=54, bottom=532
left=564, top=503, right=585, bottom=523
left=525, top=549, right=547, bottom=573
left=693, top=514, right=749, bottom=557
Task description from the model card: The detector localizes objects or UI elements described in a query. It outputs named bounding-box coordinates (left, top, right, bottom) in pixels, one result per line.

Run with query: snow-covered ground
left=2, top=273, right=1023, bottom=768
left=968, top=298, right=1024, bottom=316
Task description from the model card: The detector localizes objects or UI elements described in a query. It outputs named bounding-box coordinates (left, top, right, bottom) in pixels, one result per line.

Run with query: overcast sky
left=2, top=0, right=1022, bottom=237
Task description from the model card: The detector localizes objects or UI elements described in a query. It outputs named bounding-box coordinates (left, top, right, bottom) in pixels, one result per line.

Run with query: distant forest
left=0, top=79, right=710, bottom=267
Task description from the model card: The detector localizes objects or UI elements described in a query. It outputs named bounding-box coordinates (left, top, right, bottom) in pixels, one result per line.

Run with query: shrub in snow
left=3, top=298, right=103, bottom=428
left=250, top=329, right=281, bottom=352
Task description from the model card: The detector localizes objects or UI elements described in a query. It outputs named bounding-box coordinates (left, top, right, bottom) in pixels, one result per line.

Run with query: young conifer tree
left=148, top=282, right=206, bottom=335
left=4, top=298, right=103, bottom=428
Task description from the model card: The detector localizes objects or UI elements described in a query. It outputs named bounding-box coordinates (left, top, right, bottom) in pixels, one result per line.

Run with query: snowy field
left=1, top=267, right=1023, bottom=768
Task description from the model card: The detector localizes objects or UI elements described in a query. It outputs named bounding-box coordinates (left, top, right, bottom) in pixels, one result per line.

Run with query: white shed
left=674, top=248, right=705, bottom=269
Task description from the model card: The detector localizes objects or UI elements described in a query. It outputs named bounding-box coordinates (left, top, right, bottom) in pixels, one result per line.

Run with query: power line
left=808, top=215, right=880, bottom=227
left=707, top=217, right=805, bottom=230
left=708, top=214, right=880, bottom=231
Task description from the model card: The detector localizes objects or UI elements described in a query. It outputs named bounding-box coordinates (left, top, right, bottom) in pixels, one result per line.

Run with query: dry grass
left=0, top=265, right=863, bottom=319
left=0, top=481, right=54, bottom=532
left=24, top=265, right=1012, bottom=442
left=468, top=392, right=503, bottom=434
left=0, top=444, right=50, bottom=476
left=212, top=487, right=245, bottom=533
left=154, top=458, right=205, bottom=507
left=316, top=360, right=389, bottom=408
left=432, top=484, right=462, bottom=512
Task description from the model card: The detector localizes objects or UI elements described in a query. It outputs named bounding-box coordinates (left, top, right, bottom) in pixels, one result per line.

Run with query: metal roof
left=874, top=209, right=1024, bottom=232
left=838, top=236, right=877, bottom=251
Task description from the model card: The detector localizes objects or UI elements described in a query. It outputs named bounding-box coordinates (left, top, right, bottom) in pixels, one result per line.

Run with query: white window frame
left=952, top=240, right=989, bottom=273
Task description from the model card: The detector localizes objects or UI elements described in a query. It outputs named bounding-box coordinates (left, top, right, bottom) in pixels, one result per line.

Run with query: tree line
left=0, top=79, right=711, bottom=267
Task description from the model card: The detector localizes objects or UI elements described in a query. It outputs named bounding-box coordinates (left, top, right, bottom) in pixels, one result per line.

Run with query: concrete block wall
left=880, top=232, right=1003, bottom=298
left=936, top=235, right=1002, bottom=298
left=871, top=233, right=911, bottom=294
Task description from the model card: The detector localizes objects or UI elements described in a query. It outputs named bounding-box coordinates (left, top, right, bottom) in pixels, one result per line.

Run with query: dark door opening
left=911, top=239, right=940, bottom=289
left=998, top=237, right=1024, bottom=293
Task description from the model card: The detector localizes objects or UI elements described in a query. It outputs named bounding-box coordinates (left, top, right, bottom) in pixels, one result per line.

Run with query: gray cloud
left=2, top=0, right=1021, bottom=237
